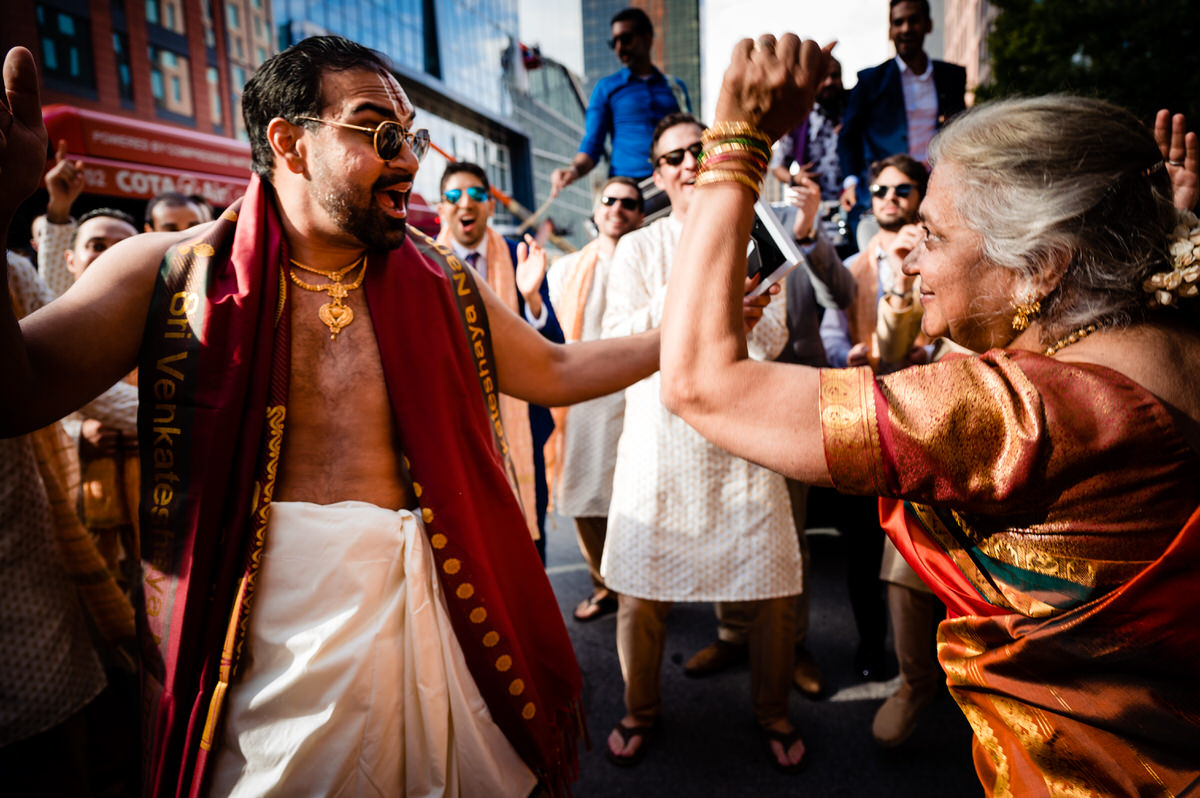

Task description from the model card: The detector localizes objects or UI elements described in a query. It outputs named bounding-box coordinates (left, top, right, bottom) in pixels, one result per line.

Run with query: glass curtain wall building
left=276, top=0, right=592, bottom=248
left=581, top=0, right=700, bottom=103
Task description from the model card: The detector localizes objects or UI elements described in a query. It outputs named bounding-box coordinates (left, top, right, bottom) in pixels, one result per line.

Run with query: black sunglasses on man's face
left=608, top=32, right=638, bottom=49
left=600, top=195, right=640, bottom=211
left=869, top=182, right=917, bottom=200
left=656, top=141, right=703, bottom=168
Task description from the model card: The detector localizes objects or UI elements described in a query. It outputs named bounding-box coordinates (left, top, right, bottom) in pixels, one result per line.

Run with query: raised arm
left=659, top=35, right=835, bottom=486
left=484, top=268, right=660, bottom=407
left=3, top=231, right=169, bottom=435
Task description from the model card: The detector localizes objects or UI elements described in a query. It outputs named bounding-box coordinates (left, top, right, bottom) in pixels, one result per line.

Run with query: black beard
left=878, top=216, right=910, bottom=233
left=314, top=176, right=409, bottom=251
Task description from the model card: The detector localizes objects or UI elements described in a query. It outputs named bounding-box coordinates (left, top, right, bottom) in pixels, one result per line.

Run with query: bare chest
left=274, top=287, right=409, bottom=507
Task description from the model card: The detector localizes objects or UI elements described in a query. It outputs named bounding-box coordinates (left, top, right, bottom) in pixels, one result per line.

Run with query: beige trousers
left=573, top=516, right=609, bottom=592
left=888, top=583, right=942, bottom=699
left=617, top=594, right=796, bottom=727
left=718, top=479, right=810, bottom=646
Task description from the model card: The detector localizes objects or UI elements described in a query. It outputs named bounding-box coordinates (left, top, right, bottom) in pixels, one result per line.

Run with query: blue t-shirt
left=578, top=67, right=691, bottom=180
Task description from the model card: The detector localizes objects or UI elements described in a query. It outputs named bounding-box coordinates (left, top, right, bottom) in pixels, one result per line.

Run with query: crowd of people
left=2, top=0, right=1199, bottom=795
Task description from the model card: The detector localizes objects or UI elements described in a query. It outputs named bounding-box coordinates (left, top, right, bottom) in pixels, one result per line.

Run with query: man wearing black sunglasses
left=543, top=177, right=643, bottom=626
left=817, top=153, right=933, bottom=748
left=550, top=7, right=691, bottom=197
left=600, top=113, right=805, bottom=773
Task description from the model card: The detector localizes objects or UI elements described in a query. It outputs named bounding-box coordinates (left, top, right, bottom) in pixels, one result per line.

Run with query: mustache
left=374, top=174, right=413, bottom=191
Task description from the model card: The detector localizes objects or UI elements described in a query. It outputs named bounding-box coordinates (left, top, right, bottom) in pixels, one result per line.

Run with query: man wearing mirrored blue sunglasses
left=550, top=7, right=691, bottom=197
left=437, top=161, right=563, bottom=563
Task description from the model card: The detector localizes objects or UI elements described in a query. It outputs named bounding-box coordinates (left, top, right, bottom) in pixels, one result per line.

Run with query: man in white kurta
left=545, top=177, right=644, bottom=622
left=599, top=115, right=806, bottom=770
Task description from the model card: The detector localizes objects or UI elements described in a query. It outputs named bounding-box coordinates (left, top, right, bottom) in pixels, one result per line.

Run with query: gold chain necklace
left=1043, top=323, right=1098, bottom=357
left=287, top=256, right=367, bottom=340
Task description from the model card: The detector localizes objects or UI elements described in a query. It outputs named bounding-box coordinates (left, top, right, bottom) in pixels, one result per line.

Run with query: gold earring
left=1011, top=298, right=1041, bottom=331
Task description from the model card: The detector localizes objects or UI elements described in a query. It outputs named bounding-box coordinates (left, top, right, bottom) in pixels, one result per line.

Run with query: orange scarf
left=544, top=241, right=601, bottom=508
left=435, top=226, right=540, bottom=540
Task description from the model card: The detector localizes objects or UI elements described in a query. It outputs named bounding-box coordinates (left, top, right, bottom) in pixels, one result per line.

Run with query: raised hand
left=46, top=139, right=86, bottom=223
left=887, top=224, right=924, bottom=277
left=0, top=47, right=49, bottom=220
left=1155, top=109, right=1198, bottom=212
left=784, top=176, right=821, bottom=241
left=713, top=34, right=832, bottom=141
left=550, top=167, right=574, bottom=198
left=515, top=232, right=547, bottom=317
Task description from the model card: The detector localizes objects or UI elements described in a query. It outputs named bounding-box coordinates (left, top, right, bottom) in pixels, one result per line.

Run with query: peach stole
left=848, top=233, right=927, bottom=371
left=543, top=241, right=600, bottom=509
left=435, top=226, right=539, bottom=540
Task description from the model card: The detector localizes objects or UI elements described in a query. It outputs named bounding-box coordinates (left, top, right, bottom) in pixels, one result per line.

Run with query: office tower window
left=150, top=45, right=193, bottom=118
left=36, top=4, right=96, bottom=93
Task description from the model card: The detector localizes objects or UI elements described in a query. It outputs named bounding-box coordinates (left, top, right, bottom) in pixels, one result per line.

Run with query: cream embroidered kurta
left=2, top=254, right=105, bottom=745
left=599, top=216, right=803, bottom=602
left=546, top=246, right=625, bottom=517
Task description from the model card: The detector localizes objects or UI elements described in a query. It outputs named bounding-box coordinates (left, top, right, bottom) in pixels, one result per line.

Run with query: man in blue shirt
left=550, top=7, right=690, bottom=197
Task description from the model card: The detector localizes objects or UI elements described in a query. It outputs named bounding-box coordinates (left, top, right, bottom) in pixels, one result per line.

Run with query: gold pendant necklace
left=287, top=256, right=367, bottom=340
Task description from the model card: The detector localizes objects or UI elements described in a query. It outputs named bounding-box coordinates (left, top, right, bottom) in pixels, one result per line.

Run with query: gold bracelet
left=703, top=122, right=771, bottom=147
left=698, top=158, right=766, bottom=184
left=693, top=168, right=762, bottom=194
left=699, top=151, right=769, bottom=171
left=702, top=141, right=770, bottom=161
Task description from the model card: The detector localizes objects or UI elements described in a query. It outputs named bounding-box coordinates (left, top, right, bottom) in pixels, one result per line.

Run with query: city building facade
left=3, top=0, right=594, bottom=250
left=943, top=0, right=998, bottom=105
left=276, top=0, right=594, bottom=247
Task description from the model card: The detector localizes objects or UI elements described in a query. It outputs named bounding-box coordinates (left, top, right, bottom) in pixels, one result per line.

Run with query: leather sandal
left=606, top=721, right=653, bottom=767
left=762, top=726, right=808, bottom=774
left=573, top=592, right=618, bottom=622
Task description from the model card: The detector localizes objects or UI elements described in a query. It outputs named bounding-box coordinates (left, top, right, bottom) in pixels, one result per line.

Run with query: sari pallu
left=821, top=351, right=1200, bottom=796
left=139, top=176, right=582, bottom=797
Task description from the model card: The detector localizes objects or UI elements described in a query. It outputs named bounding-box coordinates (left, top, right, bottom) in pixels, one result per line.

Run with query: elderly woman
left=660, top=36, right=1200, bottom=795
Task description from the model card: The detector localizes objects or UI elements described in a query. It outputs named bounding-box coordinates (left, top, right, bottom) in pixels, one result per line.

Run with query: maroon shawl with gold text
left=138, top=176, right=581, bottom=797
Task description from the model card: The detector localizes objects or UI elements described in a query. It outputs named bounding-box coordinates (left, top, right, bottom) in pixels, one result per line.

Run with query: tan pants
left=888, top=583, right=942, bottom=700
left=718, top=479, right=809, bottom=646
left=617, top=594, right=796, bottom=727
left=573, top=516, right=608, bottom=592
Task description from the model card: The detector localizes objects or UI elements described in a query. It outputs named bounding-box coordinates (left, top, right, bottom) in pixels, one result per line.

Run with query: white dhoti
left=210, top=501, right=536, bottom=798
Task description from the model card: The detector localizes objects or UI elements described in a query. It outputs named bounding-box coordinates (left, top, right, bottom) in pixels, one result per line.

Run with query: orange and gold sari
left=821, top=350, right=1200, bottom=797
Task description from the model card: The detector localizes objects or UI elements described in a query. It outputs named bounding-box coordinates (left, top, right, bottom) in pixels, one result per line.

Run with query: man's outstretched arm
left=482, top=273, right=659, bottom=407
left=0, top=48, right=175, bottom=437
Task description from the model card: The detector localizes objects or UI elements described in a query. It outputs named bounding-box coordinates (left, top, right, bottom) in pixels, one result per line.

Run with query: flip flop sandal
left=763, top=727, right=808, bottom=774
left=606, top=721, right=653, bottom=767
left=573, top=593, right=618, bottom=622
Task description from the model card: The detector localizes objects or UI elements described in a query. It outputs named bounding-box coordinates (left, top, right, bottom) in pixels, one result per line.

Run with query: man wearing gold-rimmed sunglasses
left=0, top=34, right=690, bottom=798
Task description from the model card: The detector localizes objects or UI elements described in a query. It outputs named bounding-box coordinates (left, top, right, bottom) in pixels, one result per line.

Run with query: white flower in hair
left=1144, top=208, right=1200, bottom=305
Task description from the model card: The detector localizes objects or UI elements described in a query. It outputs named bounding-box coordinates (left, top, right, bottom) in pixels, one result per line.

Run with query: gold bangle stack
left=695, top=121, right=772, bottom=197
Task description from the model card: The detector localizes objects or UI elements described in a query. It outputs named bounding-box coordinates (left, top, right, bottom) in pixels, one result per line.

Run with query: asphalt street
left=541, top=512, right=985, bottom=798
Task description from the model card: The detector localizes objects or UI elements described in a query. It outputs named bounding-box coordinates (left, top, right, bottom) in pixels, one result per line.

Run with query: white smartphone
left=745, top=200, right=804, bottom=298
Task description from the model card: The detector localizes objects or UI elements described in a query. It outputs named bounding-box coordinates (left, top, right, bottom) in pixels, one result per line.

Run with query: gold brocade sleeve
left=819, top=366, right=889, bottom=496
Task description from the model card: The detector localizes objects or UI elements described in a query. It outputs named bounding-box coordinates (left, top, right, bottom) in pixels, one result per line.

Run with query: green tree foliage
left=979, top=0, right=1199, bottom=126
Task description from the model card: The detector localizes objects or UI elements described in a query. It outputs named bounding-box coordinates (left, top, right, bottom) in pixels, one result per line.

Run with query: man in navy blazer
left=838, top=0, right=966, bottom=218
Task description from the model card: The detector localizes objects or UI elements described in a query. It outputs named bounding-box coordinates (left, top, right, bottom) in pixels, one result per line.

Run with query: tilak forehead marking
left=375, top=70, right=414, bottom=122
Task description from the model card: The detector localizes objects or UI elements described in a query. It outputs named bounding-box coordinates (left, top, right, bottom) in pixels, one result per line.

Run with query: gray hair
left=928, top=95, right=1177, bottom=343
